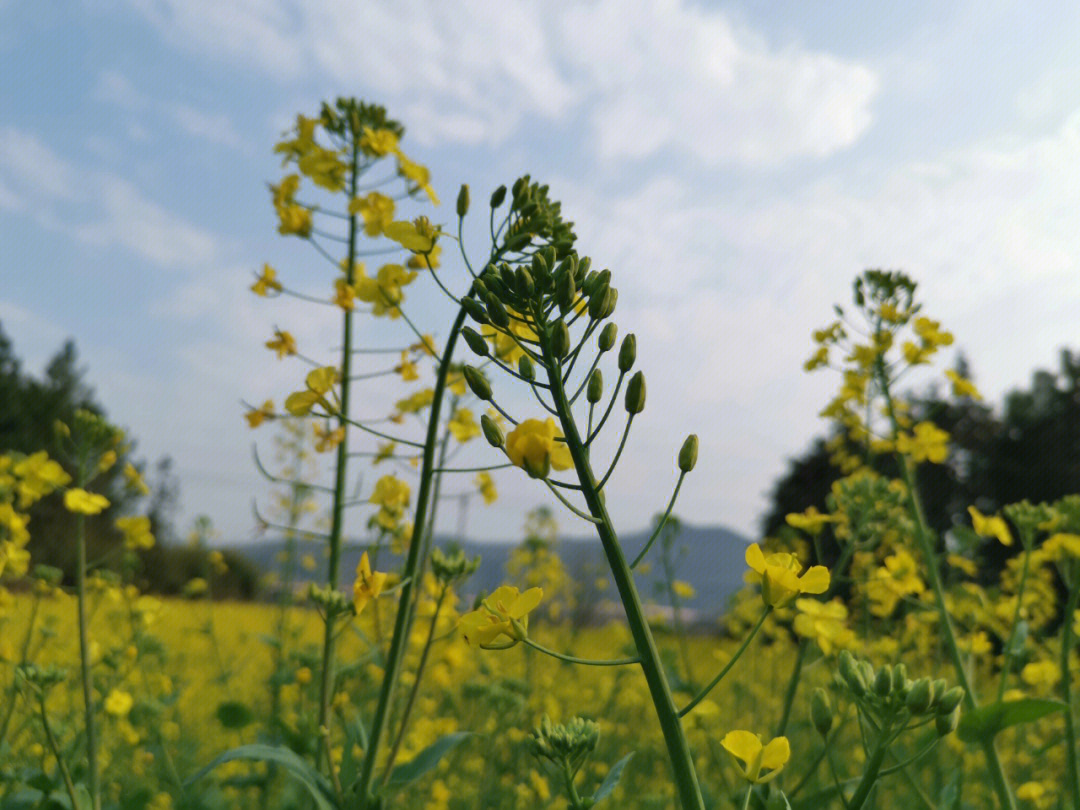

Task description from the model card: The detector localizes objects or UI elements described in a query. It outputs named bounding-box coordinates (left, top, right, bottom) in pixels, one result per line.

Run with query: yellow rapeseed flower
left=895, top=421, right=950, bottom=464
left=64, top=488, right=110, bottom=515
left=459, top=585, right=543, bottom=649
left=104, top=689, right=134, bottom=717
left=251, top=264, right=283, bottom=296
left=353, top=552, right=387, bottom=616
left=721, top=730, right=790, bottom=784
left=969, top=506, right=1013, bottom=547
left=505, top=418, right=574, bottom=479
left=744, top=544, right=829, bottom=607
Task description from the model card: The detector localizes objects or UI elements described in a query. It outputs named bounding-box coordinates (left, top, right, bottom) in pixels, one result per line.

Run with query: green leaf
left=593, top=752, right=634, bottom=803
left=383, top=732, right=473, bottom=789
left=938, top=771, right=962, bottom=810
left=185, top=744, right=336, bottom=810
left=957, top=698, right=1067, bottom=743
left=215, top=701, right=255, bottom=729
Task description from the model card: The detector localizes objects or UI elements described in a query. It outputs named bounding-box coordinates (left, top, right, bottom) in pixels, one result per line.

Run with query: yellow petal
left=720, top=730, right=762, bottom=766
left=745, top=544, right=766, bottom=575
left=508, top=587, right=543, bottom=619
left=799, top=566, right=830, bottom=594
left=760, top=736, right=790, bottom=770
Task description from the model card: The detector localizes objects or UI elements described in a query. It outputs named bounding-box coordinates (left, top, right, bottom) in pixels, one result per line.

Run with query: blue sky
left=2, top=1, right=1079, bottom=543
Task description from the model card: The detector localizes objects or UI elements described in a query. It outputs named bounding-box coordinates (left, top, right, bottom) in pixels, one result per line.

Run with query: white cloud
left=120, top=0, right=878, bottom=164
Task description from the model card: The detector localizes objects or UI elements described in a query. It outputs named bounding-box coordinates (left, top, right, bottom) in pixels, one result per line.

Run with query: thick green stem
left=1062, top=581, right=1080, bottom=809
left=317, top=135, right=362, bottom=769
left=875, top=363, right=1016, bottom=810
left=353, top=305, right=470, bottom=807
left=40, top=697, right=79, bottom=810
left=541, top=333, right=705, bottom=810
left=845, top=728, right=891, bottom=810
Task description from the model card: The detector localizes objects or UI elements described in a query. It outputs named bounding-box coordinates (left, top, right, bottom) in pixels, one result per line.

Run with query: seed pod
left=873, top=666, right=893, bottom=697
left=810, top=688, right=833, bottom=738
left=490, top=185, right=507, bottom=208
left=456, top=184, right=470, bottom=218
left=625, top=371, right=646, bottom=415
left=618, top=334, right=637, bottom=372
left=463, top=366, right=492, bottom=401
left=481, top=414, right=504, bottom=448
left=516, top=266, right=535, bottom=298
left=462, top=327, right=489, bottom=357
left=936, top=706, right=960, bottom=737
left=905, top=679, right=934, bottom=715
left=678, top=434, right=698, bottom=472
left=587, top=369, right=603, bottom=404
left=598, top=323, right=618, bottom=352
left=518, top=354, right=535, bottom=381
left=550, top=320, right=571, bottom=359
left=936, top=686, right=965, bottom=715
left=461, top=297, right=489, bottom=325
left=485, top=293, right=510, bottom=329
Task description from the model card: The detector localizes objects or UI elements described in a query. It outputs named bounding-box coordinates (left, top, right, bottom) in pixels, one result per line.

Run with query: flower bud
left=587, top=369, right=603, bottom=404
left=516, top=266, right=535, bottom=298
left=490, top=185, right=507, bottom=208
left=936, top=686, right=965, bottom=715
left=873, top=666, right=893, bottom=697
left=625, top=371, right=646, bottom=415
left=931, top=679, right=947, bottom=702
left=905, top=679, right=934, bottom=714
left=598, top=323, right=617, bottom=352
left=556, top=270, right=577, bottom=312
left=481, top=414, right=504, bottom=448
left=936, top=706, right=960, bottom=736
left=597, top=287, right=618, bottom=319
left=500, top=263, right=516, bottom=289
left=518, top=354, right=535, bottom=381
left=462, top=297, right=489, bottom=325
left=471, top=278, right=489, bottom=297
left=618, top=334, right=637, bottom=372
left=463, top=366, right=492, bottom=401
left=678, top=434, right=698, bottom=472
left=456, top=184, right=470, bottom=217
left=588, top=280, right=610, bottom=319
left=504, top=232, right=532, bottom=253
left=462, top=327, right=489, bottom=357
left=531, top=252, right=549, bottom=280
left=577, top=256, right=591, bottom=279
left=485, top=293, right=510, bottom=329
left=550, top=320, right=571, bottom=359
left=892, top=663, right=908, bottom=695
left=810, top=688, right=833, bottom=737
left=582, top=270, right=600, bottom=296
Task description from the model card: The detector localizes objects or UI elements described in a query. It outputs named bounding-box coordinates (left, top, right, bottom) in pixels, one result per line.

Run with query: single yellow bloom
left=348, top=191, right=395, bottom=237
left=459, top=585, right=543, bottom=649
left=353, top=552, right=387, bottom=615
left=969, top=506, right=1012, bottom=547
left=475, top=472, right=498, bottom=504
left=104, top=689, right=134, bottom=717
left=395, top=154, right=439, bottom=204
left=251, top=264, right=283, bottom=296
left=895, top=421, right=950, bottom=464
left=266, top=329, right=297, bottom=358
left=369, top=475, right=410, bottom=511
left=785, top=506, right=833, bottom=535
left=384, top=220, right=437, bottom=253
left=116, top=515, right=154, bottom=550
left=245, top=400, right=275, bottom=428
left=945, top=369, right=982, bottom=400
left=122, top=462, right=150, bottom=495
left=721, top=730, right=790, bottom=784
left=64, top=488, right=110, bottom=515
left=672, top=580, right=696, bottom=600
left=744, top=543, right=829, bottom=607
left=505, top=418, right=574, bottom=479
left=793, top=598, right=854, bottom=654
left=448, top=408, right=480, bottom=443
left=359, top=126, right=398, bottom=157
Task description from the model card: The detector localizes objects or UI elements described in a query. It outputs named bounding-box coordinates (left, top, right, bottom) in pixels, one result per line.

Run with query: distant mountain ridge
left=229, top=523, right=751, bottom=622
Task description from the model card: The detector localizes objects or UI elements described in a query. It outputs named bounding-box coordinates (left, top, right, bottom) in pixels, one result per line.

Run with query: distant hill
left=229, top=523, right=751, bottom=622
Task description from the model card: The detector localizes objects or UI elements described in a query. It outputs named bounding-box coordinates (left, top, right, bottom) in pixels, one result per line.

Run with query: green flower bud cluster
left=827, top=472, right=911, bottom=548
left=308, top=583, right=353, bottom=617
left=15, top=663, right=69, bottom=693
left=529, top=714, right=600, bottom=776
left=431, top=545, right=481, bottom=586
left=836, top=651, right=963, bottom=736
left=317, top=97, right=402, bottom=142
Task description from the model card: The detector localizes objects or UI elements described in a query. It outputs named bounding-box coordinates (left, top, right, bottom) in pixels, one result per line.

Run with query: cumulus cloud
left=119, top=0, right=878, bottom=164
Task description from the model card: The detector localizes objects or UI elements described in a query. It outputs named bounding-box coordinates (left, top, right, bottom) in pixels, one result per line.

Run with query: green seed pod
left=618, top=334, right=637, bottom=372
left=462, top=327, right=489, bottom=357
left=936, top=686, right=965, bottom=715
left=873, top=666, right=893, bottom=697
left=550, top=320, right=571, bottom=359
left=516, top=266, right=535, bottom=298
left=518, top=354, right=535, bottom=381
left=461, top=297, right=489, bottom=325
left=810, top=688, right=833, bottom=738
left=587, top=369, right=603, bottom=404
left=905, top=679, right=934, bottom=715
left=936, top=706, right=960, bottom=737
left=456, top=184, right=470, bottom=218
left=598, top=323, right=617, bottom=352
left=490, top=185, right=507, bottom=208
left=625, top=371, right=646, bottom=415
left=463, top=366, right=492, bottom=401
left=481, top=414, right=504, bottom=448
left=485, top=293, right=510, bottom=329
left=678, top=434, right=698, bottom=472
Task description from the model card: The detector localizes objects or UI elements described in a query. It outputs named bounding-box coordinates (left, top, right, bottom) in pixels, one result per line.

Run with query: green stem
left=740, top=785, right=753, bottom=810
left=381, top=585, right=449, bottom=783
left=74, top=469, right=101, bottom=810
left=1062, top=581, right=1080, bottom=809
left=353, top=305, right=470, bottom=807
left=317, top=133, right=362, bottom=771
left=845, top=728, right=891, bottom=810
left=540, top=331, right=705, bottom=810
left=875, top=362, right=1016, bottom=810
left=679, top=608, right=770, bottom=718
left=563, top=760, right=586, bottom=809
left=774, top=638, right=809, bottom=737
left=39, top=697, right=79, bottom=810
left=0, top=590, right=41, bottom=746
left=521, top=637, right=639, bottom=667
left=997, top=543, right=1033, bottom=703
left=630, top=473, right=686, bottom=569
